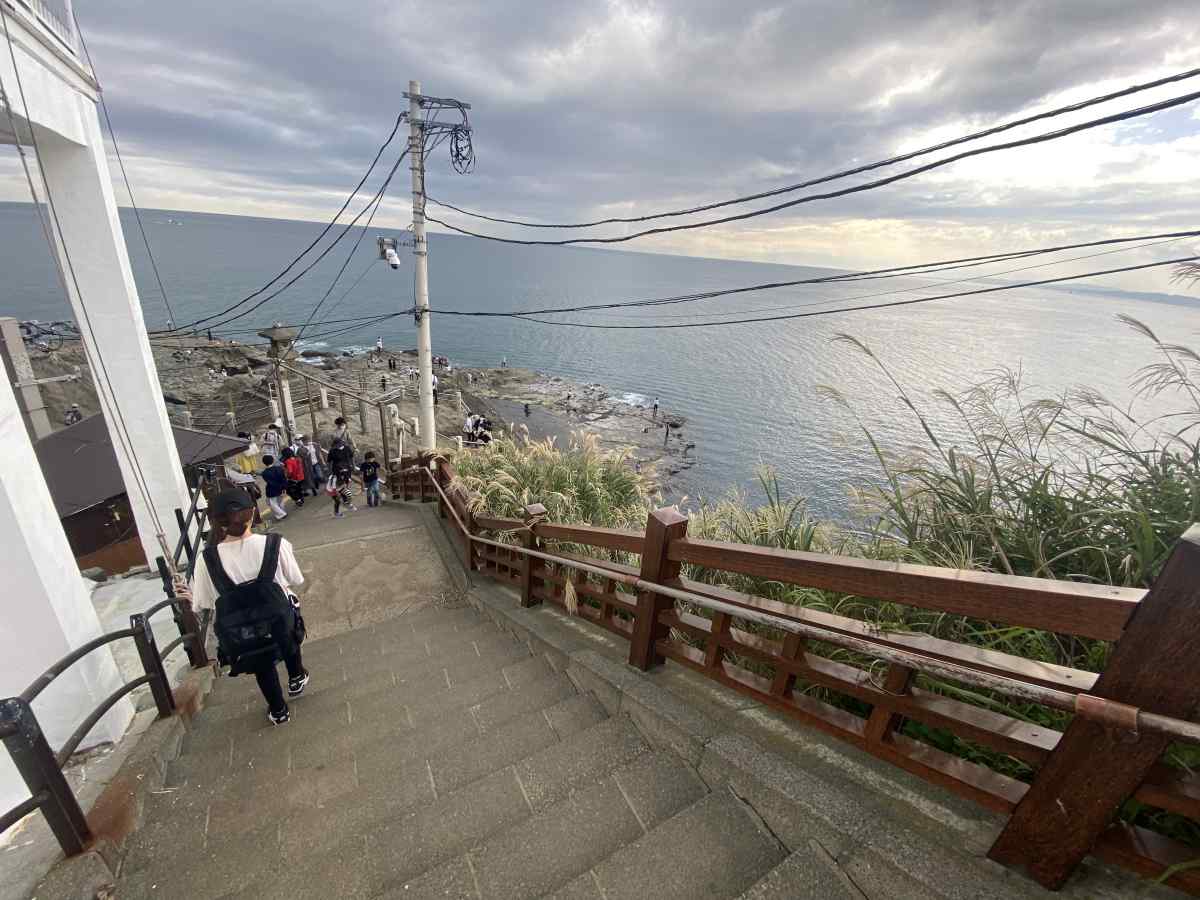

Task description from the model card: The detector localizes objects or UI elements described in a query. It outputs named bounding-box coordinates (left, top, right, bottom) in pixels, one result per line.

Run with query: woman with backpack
left=186, top=488, right=310, bottom=725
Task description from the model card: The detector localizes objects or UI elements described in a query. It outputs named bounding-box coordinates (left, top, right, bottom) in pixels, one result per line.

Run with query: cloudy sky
left=7, top=0, right=1200, bottom=291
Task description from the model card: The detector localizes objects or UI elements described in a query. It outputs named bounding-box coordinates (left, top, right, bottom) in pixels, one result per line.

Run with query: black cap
left=210, top=488, right=254, bottom=517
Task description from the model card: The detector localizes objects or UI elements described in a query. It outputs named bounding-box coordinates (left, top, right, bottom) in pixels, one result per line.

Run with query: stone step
left=735, top=846, right=867, bottom=899
left=189, top=652, right=555, bottom=763
left=121, top=695, right=611, bottom=893
left=191, top=715, right=648, bottom=900
left=465, top=753, right=709, bottom=900
left=195, top=626, right=530, bottom=720
left=165, top=669, right=582, bottom=801
left=176, top=641, right=545, bottom=760
left=365, top=717, right=651, bottom=892
left=586, top=789, right=789, bottom=900
left=280, top=694, right=609, bottom=862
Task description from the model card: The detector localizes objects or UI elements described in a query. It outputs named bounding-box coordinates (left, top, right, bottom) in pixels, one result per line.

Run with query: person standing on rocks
left=186, top=488, right=309, bottom=725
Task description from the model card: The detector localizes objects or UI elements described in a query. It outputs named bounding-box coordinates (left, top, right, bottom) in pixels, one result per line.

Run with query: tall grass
left=452, top=431, right=653, bottom=529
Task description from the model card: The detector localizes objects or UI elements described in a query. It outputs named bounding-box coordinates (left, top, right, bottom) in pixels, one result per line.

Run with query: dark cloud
left=7, top=0, right=1198, bottom=275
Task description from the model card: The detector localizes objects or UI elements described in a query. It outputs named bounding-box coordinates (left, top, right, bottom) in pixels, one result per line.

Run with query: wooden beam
left=669, top=538, right=1142, bottom=641
left=629, top=507, right=688, bottom=671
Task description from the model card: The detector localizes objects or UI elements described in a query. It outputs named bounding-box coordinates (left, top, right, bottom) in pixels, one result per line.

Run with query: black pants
left=252, top=647, right=305, bottom=714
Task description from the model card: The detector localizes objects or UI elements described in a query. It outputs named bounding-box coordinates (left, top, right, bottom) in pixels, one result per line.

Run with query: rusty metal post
left=0, top=698, right=92, bottom=855
left=130, top=614, right=175, bottom=718
left=629, top=507, right=689, bottom=671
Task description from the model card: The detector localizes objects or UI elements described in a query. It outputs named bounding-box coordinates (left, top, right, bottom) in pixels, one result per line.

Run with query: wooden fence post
left=520, top=528, right=539, bottom=607
left=629, top=506, right=688, bottom=671
left=988, top=525, right=1200, bottom=889
left=862, top=664, right=917, bottom=744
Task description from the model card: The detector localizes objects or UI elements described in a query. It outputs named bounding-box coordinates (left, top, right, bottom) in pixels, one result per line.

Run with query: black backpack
left=205, top=533, right=296, bottom=675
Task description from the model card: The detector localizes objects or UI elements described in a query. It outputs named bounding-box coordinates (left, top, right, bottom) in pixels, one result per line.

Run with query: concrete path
left=269, top=497, right=452, bottom=641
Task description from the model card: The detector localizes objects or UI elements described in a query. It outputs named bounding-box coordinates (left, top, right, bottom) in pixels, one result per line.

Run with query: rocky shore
left=31, top=337, right=697, bottom=495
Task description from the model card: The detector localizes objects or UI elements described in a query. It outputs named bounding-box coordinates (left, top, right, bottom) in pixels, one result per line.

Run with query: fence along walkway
left=398, top=456, right=1200, bottom=895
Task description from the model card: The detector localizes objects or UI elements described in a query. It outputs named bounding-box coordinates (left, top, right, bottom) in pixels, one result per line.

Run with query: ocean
left=2, top=201, right=1195, bottom=519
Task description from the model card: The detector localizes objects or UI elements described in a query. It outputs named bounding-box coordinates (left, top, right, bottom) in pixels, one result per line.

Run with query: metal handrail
left=20, top=628, right=136, bottom=703
left=0, top=793, right=46, bottom=834
left=415, top=463, right=1200, bottom=747
left=54, top=676, right=153, bottom=766
left=0, top=574, right=194, bottom=855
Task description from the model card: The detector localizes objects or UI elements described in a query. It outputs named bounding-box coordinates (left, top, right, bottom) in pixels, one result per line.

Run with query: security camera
left=385, top=247, right=401, bottom=269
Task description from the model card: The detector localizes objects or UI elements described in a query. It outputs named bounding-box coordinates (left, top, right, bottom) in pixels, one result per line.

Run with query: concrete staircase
left=113, top=601, right=821, bottom=900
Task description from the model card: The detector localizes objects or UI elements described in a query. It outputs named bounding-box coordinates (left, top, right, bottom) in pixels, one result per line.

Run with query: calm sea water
left=2, top=201, right=1195, bottom=519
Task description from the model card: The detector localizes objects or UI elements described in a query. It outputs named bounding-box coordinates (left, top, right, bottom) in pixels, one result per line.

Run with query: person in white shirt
left=187, top=489, right=309, bottom=724
left=431, top=373, right=439, bottom=406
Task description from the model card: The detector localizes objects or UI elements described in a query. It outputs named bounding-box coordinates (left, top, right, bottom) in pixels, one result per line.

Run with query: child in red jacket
left=280, top=447, right=306, bottom=508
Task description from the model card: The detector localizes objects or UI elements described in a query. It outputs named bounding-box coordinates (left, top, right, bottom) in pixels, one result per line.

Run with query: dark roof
left=34, top=414, right=245, bottom=518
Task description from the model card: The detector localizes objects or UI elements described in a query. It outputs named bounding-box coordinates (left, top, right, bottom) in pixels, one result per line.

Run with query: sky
left=4, top=0, right=1200, bottom=292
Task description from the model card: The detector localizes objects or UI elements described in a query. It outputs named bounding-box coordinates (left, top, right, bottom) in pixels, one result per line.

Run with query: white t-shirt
left=190, top=534, right=304, bottom=613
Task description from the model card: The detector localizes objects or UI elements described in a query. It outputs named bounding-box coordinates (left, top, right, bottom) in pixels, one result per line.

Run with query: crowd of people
left=462, top=412, right=494, bottom=445
left=222, top=417, right=385, bottom=522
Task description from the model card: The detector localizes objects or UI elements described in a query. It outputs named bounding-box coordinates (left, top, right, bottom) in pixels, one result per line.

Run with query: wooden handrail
left=668, top=537, right=1143, bottom=641
left=535, top=522, right=644, bottom=555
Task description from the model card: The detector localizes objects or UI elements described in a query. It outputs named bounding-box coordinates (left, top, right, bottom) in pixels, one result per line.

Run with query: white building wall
left=0, top=370, right=132, bottom=815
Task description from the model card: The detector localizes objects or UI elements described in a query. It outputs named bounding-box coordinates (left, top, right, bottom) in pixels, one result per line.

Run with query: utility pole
left=408, top=80, right=436, bottom=452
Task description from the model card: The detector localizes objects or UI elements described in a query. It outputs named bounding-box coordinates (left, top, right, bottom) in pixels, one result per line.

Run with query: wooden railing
left=405, top=457, right=1200, bottom=894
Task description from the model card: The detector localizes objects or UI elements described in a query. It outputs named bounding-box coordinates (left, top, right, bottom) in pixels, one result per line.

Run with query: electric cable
left=509, top=257, right=1199, bottom=329
left=426, top=66, right=1200, bottom=230
left=424, top=89, right=1200, bottom=246
left=294, top=183, right=389, bottom=341
left=319, top=258, right=382, bottom=322
left=196, top=147, right=409, bottom=332
left=154, top=110, right=407, bottom=333
left=429, top=229, right=1200, bottom=319
left=540, top=234, right=1194, bottom=322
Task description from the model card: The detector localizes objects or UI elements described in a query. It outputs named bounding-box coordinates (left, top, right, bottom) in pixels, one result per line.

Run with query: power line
left=424, top=89, right=1200, bottom=247
left=320, top=258, right=381, bottom=322
left=558, top=235, right=1193, bottom=321
left=429, top=229, right=1200, bottom=318
left=210, top=311, right=394, bottom=336
left=196, top=147, right=410, bottom=332
left=426, top=66, right=1200, bottom=231
left=73, top=14, right=176, bottom=327
left=294, top=183, right=390, bottom=341
left=154, top=110, right=408, bottom=334
left=510, top=257, right=1198, bottom=329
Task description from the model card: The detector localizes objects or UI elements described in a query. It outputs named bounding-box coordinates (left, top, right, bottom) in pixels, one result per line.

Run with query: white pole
left=409, top=79, right=436, bottom=452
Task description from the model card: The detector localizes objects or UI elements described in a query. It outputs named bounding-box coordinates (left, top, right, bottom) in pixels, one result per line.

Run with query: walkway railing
left=0, top=480, right=210, bottom=855
left=401, top=457, right=1200, bottom=895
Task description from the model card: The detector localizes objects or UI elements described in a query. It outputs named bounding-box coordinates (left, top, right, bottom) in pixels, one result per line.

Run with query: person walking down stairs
left=184, top=488, right=310, bottom=725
